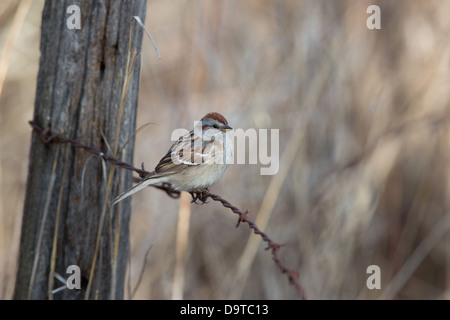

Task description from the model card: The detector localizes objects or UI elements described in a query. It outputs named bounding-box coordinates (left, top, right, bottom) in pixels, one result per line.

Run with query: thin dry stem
left=130, top=244, right=153, bottom=299
left=28, top=144, right=60, bottom=300
left=172, top=191, right=191, bottom=300
left=48, top=145, right=69, bottom=299
left=0, top=0, right=32, bottom=98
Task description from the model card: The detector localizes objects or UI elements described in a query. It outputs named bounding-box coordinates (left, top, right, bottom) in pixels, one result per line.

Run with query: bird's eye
left=213, top=124, right=219, bottom=129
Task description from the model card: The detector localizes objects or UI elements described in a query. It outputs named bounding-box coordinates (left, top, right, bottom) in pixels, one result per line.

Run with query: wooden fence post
left=14, top=0, right=146, bottom=300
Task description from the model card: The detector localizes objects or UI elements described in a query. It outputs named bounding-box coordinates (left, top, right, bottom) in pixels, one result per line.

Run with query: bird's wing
left=154, top=130, right=216, bottom=175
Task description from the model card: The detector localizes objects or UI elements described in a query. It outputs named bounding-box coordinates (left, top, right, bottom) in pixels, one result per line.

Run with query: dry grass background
left=1, top=0, right=450, bottom=299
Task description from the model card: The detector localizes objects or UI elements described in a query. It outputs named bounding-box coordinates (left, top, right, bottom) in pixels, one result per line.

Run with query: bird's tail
left=111, top=177, right=160, bottom=206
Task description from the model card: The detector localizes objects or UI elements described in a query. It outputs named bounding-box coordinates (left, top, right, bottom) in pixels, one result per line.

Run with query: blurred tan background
left=1, top=0, right=450, bottom=299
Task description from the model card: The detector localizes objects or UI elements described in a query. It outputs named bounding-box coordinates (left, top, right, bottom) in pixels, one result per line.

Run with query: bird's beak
left=222, top=125, right=232, bottom=132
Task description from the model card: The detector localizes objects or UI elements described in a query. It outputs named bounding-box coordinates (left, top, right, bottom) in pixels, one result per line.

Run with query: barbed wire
left=29, top=120, right=306, bottom=299
left=29, top=121, right=150, bottom=179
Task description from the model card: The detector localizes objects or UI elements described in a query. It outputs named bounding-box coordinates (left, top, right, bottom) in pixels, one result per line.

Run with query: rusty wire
left=203, top=191, right=306, bottom=299
left=29, top=120, right=306, bottom=299
left=29, top=121, right=150, bottom=179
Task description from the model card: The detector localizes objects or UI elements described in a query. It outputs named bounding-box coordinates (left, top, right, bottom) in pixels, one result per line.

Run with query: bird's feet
left=190, top=189, right=210, bottom=204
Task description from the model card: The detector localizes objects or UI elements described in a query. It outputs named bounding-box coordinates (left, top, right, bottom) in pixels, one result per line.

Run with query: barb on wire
left=29, top=120, right=306, bottom=299
left=29, top=120, right=150, bottom=179
left=202, top=191, right=306, bottom=299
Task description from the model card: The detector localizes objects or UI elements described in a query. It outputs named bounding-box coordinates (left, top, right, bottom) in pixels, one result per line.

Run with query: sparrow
left=112, top=112, right=233, bottom=205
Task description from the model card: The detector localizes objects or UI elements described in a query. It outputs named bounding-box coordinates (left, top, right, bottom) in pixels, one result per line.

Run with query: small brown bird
left=112, top=112, right=233, bottom=205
